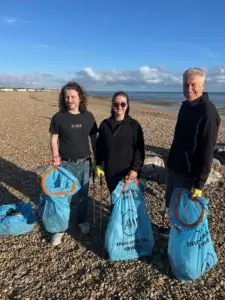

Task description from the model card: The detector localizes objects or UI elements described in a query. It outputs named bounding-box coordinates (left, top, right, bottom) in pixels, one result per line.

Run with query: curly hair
left=111, top=91, right=130, bottom=117
left=59, top=81, right=88, bottom=112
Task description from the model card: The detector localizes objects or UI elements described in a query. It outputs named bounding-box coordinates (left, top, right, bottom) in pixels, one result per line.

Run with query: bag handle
left=173, top=188, right=205, bottom=228
left=122, top=176, right=139, bottom=191
left=44, top=162, right=79, bottom=183
left=0, top=210, right=23, bottom=219
left=41, top=167, right=77, bottom=196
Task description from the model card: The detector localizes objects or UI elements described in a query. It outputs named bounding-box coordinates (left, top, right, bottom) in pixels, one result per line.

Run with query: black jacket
left=167, top=92, right=221, bottom=189
left=96, top=116, right=145, bottom=179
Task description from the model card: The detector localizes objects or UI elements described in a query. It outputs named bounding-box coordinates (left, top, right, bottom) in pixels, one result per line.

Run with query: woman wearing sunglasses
left=95, top=91, right=145, bottom=194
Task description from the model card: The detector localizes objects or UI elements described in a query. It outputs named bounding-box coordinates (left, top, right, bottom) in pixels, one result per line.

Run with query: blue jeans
left=62, top=159, right=90, bottom=225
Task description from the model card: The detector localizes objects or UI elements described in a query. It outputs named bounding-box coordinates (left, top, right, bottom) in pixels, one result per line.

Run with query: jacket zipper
left=106, top=118, right=125, bottom=136
left=113, top=123, right=124, bottom=136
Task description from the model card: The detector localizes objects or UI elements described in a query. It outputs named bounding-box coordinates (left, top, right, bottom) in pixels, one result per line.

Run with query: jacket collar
left=182, top=92, right=209, bottom=106
left=108, top=115, right=131, bottom=123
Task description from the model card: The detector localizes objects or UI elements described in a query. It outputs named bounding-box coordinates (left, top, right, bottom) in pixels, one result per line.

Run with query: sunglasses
left=113, top=102, right=127, bottom=108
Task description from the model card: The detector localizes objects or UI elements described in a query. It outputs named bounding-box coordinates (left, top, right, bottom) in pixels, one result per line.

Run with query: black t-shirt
left=49, top=110, right=98, bottom=161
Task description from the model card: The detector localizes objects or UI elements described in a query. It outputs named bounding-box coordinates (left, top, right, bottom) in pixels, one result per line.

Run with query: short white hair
left=183, top=67, right=205, bottom=82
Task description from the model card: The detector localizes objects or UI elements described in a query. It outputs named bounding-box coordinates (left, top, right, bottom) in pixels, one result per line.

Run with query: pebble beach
left=0, top=91, right=225, bottom=300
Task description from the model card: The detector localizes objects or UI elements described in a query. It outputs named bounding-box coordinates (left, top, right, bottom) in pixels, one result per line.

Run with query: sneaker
left=50, top=233, right=64, bottom=246
left=78, top=222, right=90, bottom=234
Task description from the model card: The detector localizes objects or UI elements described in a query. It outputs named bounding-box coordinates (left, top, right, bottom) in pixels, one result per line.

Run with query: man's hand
left=52, top=155, right=61, bottom=166
left=192, top=188, right=202, bottom=199
left=95, top=165, right=105, bottom=178
left=127, top=170, right=138, bottom=180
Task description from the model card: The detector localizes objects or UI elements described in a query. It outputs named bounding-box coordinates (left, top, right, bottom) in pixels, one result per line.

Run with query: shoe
left=78, top=222, right=90, bottom=234
left=50, top=233, right=64, bottom=246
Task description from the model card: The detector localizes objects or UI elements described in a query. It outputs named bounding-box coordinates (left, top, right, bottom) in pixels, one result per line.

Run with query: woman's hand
left=127, top=170, right=138, bottom=179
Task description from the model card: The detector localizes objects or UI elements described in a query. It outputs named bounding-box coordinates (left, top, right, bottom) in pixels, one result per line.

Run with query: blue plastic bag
left=0, top=202, right=36, bottom=236
left=37, top=166, right=81, bottom=233
left=105, top=178, right=155, bottom=261
left=168, top=188, right=218, bottom=281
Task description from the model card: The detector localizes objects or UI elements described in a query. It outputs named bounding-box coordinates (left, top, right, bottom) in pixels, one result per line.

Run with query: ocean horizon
left=88, top=91, right=225, bottom=109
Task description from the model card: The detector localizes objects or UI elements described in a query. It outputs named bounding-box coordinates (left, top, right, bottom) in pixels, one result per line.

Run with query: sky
left=0, top=0, right=225, bottom=91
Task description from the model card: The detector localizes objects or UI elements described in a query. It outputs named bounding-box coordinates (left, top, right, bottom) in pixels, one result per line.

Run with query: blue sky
left=0, top=0, right=225, bottom=91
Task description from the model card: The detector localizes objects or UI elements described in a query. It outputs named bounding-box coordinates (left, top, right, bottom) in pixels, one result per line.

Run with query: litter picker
left=99, top=174, right=103, bottom=238
left=92, top=168, right=96, bottom=227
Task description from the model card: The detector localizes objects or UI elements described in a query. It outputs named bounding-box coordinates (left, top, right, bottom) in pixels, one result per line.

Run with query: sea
left=88, top=91, right=225, bottom=118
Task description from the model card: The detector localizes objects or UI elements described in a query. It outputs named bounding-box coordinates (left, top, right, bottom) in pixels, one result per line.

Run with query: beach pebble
left=0, top=92, right=224, bottom=299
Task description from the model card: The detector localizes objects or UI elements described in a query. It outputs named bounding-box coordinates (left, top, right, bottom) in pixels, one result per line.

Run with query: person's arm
left=192, top=113, right=220, bottom=189
left=129, top=121, right=145, bottom=178
left=89, top=113, right=98, bottom=161
left=90, top=134, right=97, bottom=161
left=49, top=115, right=61, bottom=165
left=96, top=122, right=105, bottom=167
left=50, top=134, right=61, bottom=163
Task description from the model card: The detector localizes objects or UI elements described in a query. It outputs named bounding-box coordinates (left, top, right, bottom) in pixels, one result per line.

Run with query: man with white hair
left=165, top=67, right=221, bottom=207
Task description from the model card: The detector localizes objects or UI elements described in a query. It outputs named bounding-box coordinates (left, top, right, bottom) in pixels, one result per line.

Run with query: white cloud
left=35, top=44, right=50, bottom=49
left=0, top=65, right=225, bottom=90
left=200, top=47, right=218, bottom=59
left=83, top=68, right=102, bottom=80
left=205, top=66, right=225, bottom=84
left=74, top=66, right=182, bottom=88
left=0, top=73, right=67, bottom=88
left=214, top=75, right=225, bottom=83
left=34, top=44, right=57, bottom=50
left=139, top=66, right=181, bottom=84
left=1, top=16, right=32, bottom=25
left=2, top=17, right=17, bottom=24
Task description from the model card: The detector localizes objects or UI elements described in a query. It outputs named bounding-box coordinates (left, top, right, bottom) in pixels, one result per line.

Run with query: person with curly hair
left=49, top=81, right=98, bottom=246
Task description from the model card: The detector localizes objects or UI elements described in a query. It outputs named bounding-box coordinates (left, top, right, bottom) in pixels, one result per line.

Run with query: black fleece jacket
left=96, top=116, right=145, bottom=177
left=167, top=92, right=221, bottom=189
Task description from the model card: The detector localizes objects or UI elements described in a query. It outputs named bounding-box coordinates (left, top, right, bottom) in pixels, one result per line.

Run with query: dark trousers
left=105, top=167, right=131, bottom=194
left=165, top=169, right=194, bottom=208
left=105, top=167, right=134, bottom=213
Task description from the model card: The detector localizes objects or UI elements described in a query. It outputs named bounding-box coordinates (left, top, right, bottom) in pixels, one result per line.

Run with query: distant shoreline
left=131, top=99, right=225, bottom=118
left=1, top=90, right=224, bottom=119
left=89, top=94, right=225, bottom=119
